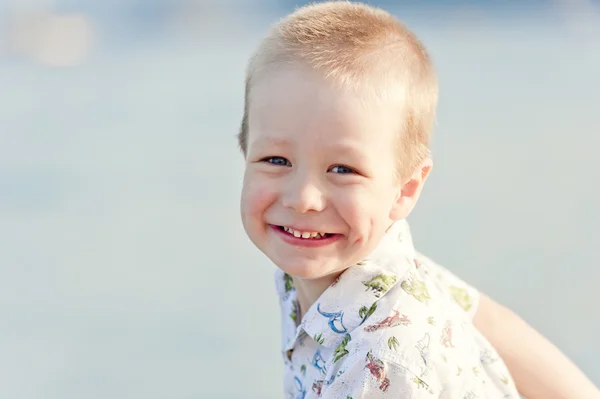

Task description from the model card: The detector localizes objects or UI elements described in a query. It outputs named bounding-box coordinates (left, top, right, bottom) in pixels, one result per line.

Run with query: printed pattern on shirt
left=276, top=220, right=519, bottom=398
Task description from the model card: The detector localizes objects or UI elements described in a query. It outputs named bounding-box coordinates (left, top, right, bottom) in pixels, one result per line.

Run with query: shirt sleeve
left=414, top=252, right=480, bottom=320
left=320, top=351, right=439, bottom=398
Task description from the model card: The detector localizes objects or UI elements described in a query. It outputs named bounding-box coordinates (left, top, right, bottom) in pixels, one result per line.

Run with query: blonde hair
left=238, top=1, right=438, bottom=178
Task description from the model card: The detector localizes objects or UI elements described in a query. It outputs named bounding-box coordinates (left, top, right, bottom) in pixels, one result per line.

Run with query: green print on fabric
left=388, top=336, right=399, bottom=351
left=401, top=275, right=431, bottom=304
left=362, top=274, right=397, bottom=298
left=427, top=316, right=436, bottom=326
left=411, top=376, right=429, bottom=390
left=333, top=334, right=351, bottom=363
left=300, top=364, right=306, bottom=376
left=314, top=333, right=325, bottom=345
left=358, top=302, right=377, bottom=324
left=283, top=273, right=294, bottom=292
left=290, top=300, right=300, bottom=323
left=449, top=285, right=472, bottom=311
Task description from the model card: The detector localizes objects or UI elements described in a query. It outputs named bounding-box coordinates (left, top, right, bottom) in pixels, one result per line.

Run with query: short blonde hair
left=238, top=1, right=438, bottom=178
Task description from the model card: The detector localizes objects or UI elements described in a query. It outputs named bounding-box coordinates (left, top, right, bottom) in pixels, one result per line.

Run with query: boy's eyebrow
left=249, top=136, right=291, bottom=150
left=325, top=143, right=366, bottom=158
left=249, top=138, right=368, bottom=159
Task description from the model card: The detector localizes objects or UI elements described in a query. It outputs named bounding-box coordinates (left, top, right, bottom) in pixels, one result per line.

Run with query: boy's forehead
left=246, top=65, right=406, bottom=161
left=250, top=69, right=402, bottom=127
left=249, top=66, right=328, bottom=107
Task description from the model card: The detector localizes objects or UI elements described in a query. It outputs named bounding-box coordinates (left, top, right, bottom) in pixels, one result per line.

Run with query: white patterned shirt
left=275, top=220, right=519, bottom=398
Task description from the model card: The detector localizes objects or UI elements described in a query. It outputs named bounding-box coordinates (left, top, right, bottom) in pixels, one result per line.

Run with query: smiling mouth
left=277, top=225, right=333, bottom=240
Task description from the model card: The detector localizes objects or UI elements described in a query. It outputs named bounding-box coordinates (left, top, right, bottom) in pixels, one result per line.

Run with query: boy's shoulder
left=349, top=263, right=479, bottom=359
left=413, top=251, right=481, bottom=318
left=304, top=256, right=483, bottom=363
left=313, top=269, right=514, bottom=398
left=333, top=268, right=511, bottom=395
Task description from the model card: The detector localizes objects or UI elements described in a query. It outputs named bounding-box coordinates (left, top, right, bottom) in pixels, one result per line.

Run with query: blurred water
left=1, top=5, right=599, bottom=398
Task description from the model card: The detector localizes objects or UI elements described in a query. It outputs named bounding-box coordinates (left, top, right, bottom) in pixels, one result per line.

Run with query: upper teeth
left=283, top=227, right=326, bottom=238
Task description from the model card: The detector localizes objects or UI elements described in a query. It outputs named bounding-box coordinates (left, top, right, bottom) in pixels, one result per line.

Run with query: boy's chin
left=273, top=258, right=342, bottom=280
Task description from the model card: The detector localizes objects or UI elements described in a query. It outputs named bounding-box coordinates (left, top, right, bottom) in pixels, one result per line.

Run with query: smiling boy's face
left=240, top=66, right=428, bottom=281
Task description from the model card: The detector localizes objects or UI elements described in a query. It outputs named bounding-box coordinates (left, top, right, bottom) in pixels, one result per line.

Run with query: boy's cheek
left=336, top=191, right=377, bottom=219
left=241, top=182, right=278, bottom=216
left=336, top=192, right=393, bottom=235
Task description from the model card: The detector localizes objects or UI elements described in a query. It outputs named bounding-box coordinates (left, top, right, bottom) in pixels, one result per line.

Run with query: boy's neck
left=293, top=272, right=343, bottom=322
left=291, top=221, right=400, bottom=321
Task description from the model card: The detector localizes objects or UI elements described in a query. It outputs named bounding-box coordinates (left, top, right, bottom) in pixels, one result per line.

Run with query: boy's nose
left=282, top=178, right=326, bottom=214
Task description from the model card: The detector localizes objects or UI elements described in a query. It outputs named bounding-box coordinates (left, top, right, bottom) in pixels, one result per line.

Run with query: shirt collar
left=276, top=219, right=417, bottom=352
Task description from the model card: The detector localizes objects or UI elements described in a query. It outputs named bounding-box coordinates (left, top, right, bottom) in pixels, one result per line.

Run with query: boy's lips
left=269, top=224, right=342, bottom=247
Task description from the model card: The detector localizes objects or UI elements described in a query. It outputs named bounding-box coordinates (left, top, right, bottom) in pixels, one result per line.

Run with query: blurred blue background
left=1, top=1, right=599, bottom=398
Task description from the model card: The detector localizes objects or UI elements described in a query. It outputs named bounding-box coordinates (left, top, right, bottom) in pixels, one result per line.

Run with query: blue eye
left=264, top=157, right=292, bottom=167
left=330, top=165, right=356, bottom=174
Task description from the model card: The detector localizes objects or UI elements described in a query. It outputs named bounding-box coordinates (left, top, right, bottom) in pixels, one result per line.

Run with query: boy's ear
left=390, top=158, right=433, bottom=221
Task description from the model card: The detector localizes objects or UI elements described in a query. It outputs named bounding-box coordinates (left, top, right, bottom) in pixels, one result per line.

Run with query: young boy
left=237, top=2, right=600, bottom=398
